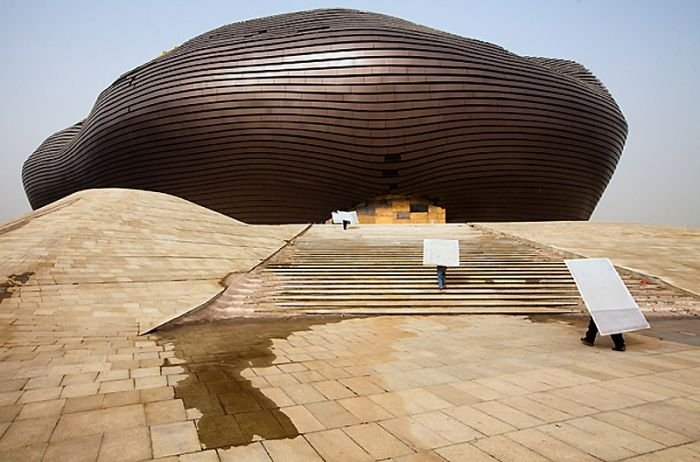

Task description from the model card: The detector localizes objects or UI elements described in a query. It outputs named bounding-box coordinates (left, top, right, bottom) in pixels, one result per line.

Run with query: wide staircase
left=257, top=224, right=582, bottom=315
left=190, top=223, right=693, bottom=321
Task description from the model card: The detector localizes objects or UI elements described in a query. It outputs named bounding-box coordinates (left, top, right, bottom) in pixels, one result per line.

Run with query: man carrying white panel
left=423, top=239, right=460, bottom=289
left=565, top=258, right=650, bottom=352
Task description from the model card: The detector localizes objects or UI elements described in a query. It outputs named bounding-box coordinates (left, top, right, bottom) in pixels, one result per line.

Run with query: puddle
left=0, top=272, right=35, bottom=302
left=155, top=316, right=344, bottom=448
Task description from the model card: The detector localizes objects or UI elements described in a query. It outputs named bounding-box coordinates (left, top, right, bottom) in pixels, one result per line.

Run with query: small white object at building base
left=331, top=211, right=359, bottom=225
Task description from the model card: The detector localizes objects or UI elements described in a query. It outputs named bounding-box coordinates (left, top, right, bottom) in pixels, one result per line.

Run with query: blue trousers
left=437, top=266, right=446, bottom=289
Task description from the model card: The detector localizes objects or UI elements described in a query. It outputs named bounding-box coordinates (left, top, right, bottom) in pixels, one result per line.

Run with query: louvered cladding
left=22, top=9, right=627, bottom=224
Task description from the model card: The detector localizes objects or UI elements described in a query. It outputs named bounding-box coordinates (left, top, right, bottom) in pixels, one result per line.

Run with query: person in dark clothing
left=581, top=317, right=626, bottom=351
left=437, top=265, right=447, bottom=289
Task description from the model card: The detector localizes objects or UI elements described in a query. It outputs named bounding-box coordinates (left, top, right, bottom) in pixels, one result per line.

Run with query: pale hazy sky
left=1, top=0, right=698, bottom=226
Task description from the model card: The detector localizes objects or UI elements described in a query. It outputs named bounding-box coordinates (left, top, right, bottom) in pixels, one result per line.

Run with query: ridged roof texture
left=23, top=9, right=627, bottom=223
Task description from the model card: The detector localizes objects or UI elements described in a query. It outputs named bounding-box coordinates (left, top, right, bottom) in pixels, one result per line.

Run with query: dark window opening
left=410, top=203, right=429, bottom=213
left=382, top=170, right=398, bottom=178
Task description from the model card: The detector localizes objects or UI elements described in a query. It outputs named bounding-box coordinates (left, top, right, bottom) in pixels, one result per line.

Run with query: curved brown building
left=22, top=9, right=627, bottom=224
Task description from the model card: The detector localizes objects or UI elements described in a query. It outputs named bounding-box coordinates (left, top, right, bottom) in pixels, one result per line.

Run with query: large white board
left=565, top=258, right=650, bottom=335
left=331, top=211, right=359, bottom=225
left=423, top=239, right=460, bottom=267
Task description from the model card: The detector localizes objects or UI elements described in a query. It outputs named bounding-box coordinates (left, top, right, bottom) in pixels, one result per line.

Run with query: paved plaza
left=1, top=190, right=699, bottom=461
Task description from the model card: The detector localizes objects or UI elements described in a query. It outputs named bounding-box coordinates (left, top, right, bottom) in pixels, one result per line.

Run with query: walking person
left=437, top=265, right=447, bottom=289
left=581, top=317, right=626, bottom=351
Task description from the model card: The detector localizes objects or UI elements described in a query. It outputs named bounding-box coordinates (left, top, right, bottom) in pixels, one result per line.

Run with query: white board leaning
left=331, top=211, right=359, bottom=225
left=565, top=258, right=650, bottom=336
left=423, top=239, right=460, bottom=267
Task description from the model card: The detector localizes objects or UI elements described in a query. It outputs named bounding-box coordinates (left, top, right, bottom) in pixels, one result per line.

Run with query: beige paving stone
left=306, top=428, right=373, bottom=461
left=498, top=396, right=570, bottom=423
left=140, top=386, right=175, bottom=403
left=554, top=383, right=647, bottom=412
left=265, top=374, right=300, bottom=387
left=305, top=400, right=361, bottom=429
left=621, top=401, right=700, bottom=439
left=259, top=387, right=295, bottom=408
left=43, top=434, right=102, bottom=462
left=24, top=375, right=63, bottom=390
left=444, top=405, right=515, bottom=436
left=391, top=451, right=447, bottom=462
left=131, top=367, right=161, bottom=378
left=18, top=386, right=62, bottom=404
left=452, top=381, right=505, bottom=401
left=506, top=428, right=600, bottom=462
left=102, top=390, right=141, bottom=408
left=135, top=375, right=168, bottom=390
left=369, top=391, right=424, bottom=416
left=0, top=379, right=27, bottom=393
left=424, top=384, right=480, bottom=406
left=380, top=416, right=450, bottom=450
left=98, top=370, right=130, bottom=382
left=312, top=380, right=355, bottom=400
left=343, top=422, right=414, bottom=459
left=218, top=442, right=271, bottom=462
left=62, top=372, right=98, bottom=386
left=0, top=416, right=58, bottom=450
left=52, top=404, right=145, bottom=441
left=151, top=421, right=201, bottom=458
left=179, top=450, right=220, bottom=462
left=281, top=383, right=326, bottom=405
left=538, top=419, right=643, bottom=460
left=280, top=405, right=325, bottom=433
left=145, top=399, right=187, bottom=425
left=400, top=389, right=452, bottom=412
left=339, top=377, right=385, bottom=396
left=17, top=398, right=65, bottom=420
left=100, top=379, right=134, bottom=394
left=595, top=410, right=692, bottom=446
left=0, top=442, right=46, bottom=462
left=61, top=382, right=100, bottom=398
left=317, top=367, right=351, bottom=380
left=63, top=394, right=105, bottom=414
left=292, top=370, right=325, bottom=383
left=338, top=396, right=394, bottom=422
left=527, top=392, right=597, bottom=417
left=473, top=434, right=549, bottom=462
left=0, top=405, right=21, bottom=423
left=263, top=436, right=323, bottom=462
left=98, top=426, right=152, bottom=462
left=617, top=445, right=700, bottom=461
left=412, top=411, right=483, bottom=443
left=436, top=442, right=499, bottom=462
left=473, top=401, right=544, bottom=429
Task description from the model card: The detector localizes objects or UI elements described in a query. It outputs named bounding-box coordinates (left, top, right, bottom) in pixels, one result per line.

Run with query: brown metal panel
left=22, top=9, right=627, bottom=223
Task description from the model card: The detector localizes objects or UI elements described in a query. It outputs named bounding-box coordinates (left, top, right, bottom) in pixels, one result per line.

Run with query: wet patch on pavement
left=156, top=316, right=344, bottom=448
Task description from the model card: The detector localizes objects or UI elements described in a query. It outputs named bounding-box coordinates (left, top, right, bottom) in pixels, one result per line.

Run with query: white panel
left=423, top=239, right=460, bottom=267
left=565, top=258, right=650, bottom=335
left=331, top=211, right=359, bottom=224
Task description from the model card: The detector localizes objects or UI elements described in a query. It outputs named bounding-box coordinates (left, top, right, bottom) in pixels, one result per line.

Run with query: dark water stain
left=156, top=316, right=344, bottom=449
left=0, top=272, right=35, bottom=302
